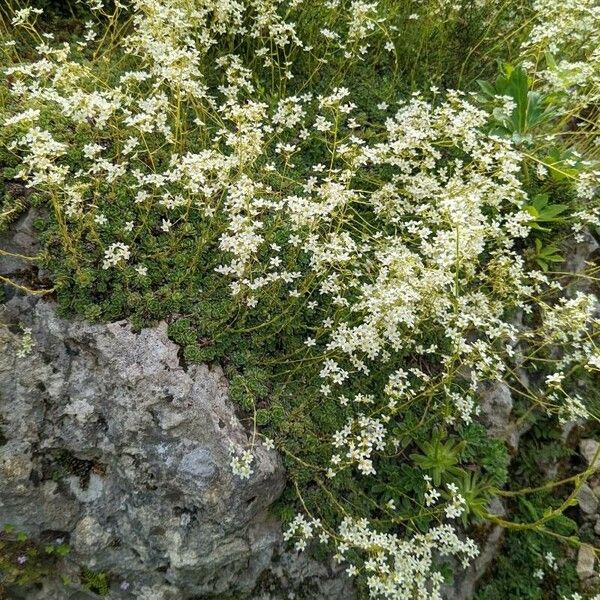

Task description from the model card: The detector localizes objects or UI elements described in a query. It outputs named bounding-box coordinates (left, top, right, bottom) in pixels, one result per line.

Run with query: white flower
left=11, top=7, right=43, bottom=26
left=102, top=243, right=131, bottom=269
left=3, top=109, right=40, bottom=127
left=425, top=488, right=441, bottom=507
left=16, top=326, right=35, bottom=358
left=545, top=372, right=565, bottom=387
left=230, top=447, right=254, bottom=480
left=83, top=143, right=104, bottom=159
left=545, top=551, right=558, bottom=571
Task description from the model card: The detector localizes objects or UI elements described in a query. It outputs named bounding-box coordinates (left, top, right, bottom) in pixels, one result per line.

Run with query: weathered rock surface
left=443, top=524, right=504, bottom=600
left=2, top=212, right=597, bottom=599
left=577, top=484, right=599, bottom=516
left=576, top=545, right=596, bottom=580
left=0, top=296, right=352, bottom=599
left=0, top=206, right=47, bottom=298
left=478, top=381, right=513, bottom=441
left=564, top=229, right=599, bottom=289
left=581, top=439, right=600, bottom=470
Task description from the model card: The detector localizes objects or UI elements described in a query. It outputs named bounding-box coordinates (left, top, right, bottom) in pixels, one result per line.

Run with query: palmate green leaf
left=454, top=471, right=494, bottom=525
left=411, top=431, right=466, bottom=486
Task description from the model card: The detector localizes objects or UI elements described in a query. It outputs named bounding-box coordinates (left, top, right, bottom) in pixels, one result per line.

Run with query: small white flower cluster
left=11, top=7, right=43, bottom=27
left=16, top=326, right=35, bottom=359
left=572, top=207, right=600, bottom=243
left=444, top=483, right=467, bottom=519
left=556, top=394, right=590, bottom=425
left=102, top=243, right=131, bottom=269
left=8, top=127, right=68, bottom=188
left=333, top=517, right=478, bottom=599
left=283, top=514, right=321, bottom=551
left=524, top=0, right=600, bottom=115
left=424, top=475, right=441, bottom=507
left=2, top=108, right=40, bottom=127
left=541, top=292, right=598, bottom=346
left=331, top=414, right=386, bottom=475
left=229, top=445, right=254, bottom=480
left=545, top=551, right=558, bottom=571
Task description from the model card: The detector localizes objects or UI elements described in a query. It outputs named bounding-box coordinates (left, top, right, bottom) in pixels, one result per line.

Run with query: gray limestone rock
left=478, top=380, right=520, bottom=448
left=576, top=545, right=596, bottom=580
left=577, top=483, right=599, bottom=516
left=0, top=296, right=351, bottom=599
left=479, top=381, right=512, bottom=438
left=443, top=525, right=504, bottom=600
left=580, top=439, right=600, bottom=470
left=564, top=229, right=599, bottom=287
left=0, top=205, right=49, bottom=300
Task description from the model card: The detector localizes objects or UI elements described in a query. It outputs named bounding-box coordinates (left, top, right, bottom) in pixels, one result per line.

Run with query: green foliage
left=475, top=485, right=582, bottom=600
left=475, top=525, right=579, bottom=600
left=541, top=147, right=590, bottom=183
left=530, top=238, right=564, bottom=272
left=475, top=409, right=597, bottom=600
left=454, top=472, right=494, bottom=524
left=524, top=193, right=569, bottom=231
left=411, top=429, right=466, bottom=486
left=478, top=64, right=557, bottom=143
left=81, top=568, right=109, bottom=597
left=0, top=524, right=71, bottom=594
left=459, top=424, right=510, bottom=486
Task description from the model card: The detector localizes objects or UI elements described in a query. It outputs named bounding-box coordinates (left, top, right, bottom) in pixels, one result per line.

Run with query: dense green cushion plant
left=1, top=0, right=599, bottom=597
